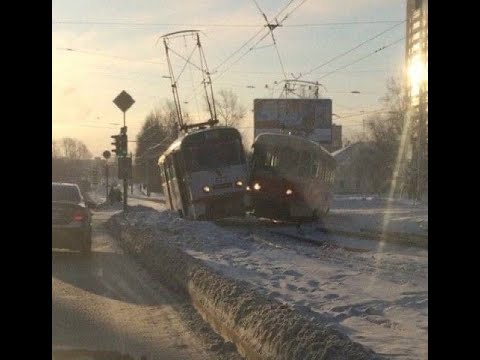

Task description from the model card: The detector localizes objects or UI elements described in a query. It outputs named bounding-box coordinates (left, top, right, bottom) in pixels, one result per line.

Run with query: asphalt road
left=52, top=208, right=217, bottom=360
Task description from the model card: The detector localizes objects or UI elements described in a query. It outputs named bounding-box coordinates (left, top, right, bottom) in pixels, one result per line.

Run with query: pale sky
left=52, top=0, right=405, bottom=156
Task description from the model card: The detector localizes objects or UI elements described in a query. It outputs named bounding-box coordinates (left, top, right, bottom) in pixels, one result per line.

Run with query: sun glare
left=408, top=56, right=427, bottom=96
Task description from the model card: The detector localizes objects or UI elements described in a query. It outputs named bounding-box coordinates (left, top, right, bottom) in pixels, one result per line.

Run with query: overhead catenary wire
left=54, top=47, right=163, bottom=65
left=317, top=37, right=405, bottom=81
left=278, top=0, right=310, bottom=24
left=335, top=109, right=388, bottom=119
left=53, top=20, right=404, bottom=28
left=299, top=21, right=405, bottom=79
left=175, top=43, right=199, bottom=82
left=249, top=0, right=288, bottom=80
left=165, top=46, right=204, bottom=73
left=182, top=28, right=273, bottom=104
left=212, top=0, right=308, bottom=79
left=55, top=5, right=406, bottom=135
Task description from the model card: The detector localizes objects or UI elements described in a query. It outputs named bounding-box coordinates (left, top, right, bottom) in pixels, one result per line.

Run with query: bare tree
left=57, top=138, right=92, bottom=160
left=52, top=140, right=60, bottom=159
left=136, top=100, right=178, bottom=161
left=353, top=77, right=421, bottom=197
left=214, top=89, right=246, bottom=128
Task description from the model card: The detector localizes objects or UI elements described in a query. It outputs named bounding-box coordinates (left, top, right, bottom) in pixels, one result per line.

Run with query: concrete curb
left=106, top=214, right=384, bottom=360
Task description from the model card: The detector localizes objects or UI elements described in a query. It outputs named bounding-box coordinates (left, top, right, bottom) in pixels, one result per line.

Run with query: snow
left=87, top=183, right=166, bottom=207
left=117, top=205, right=428, bottom=360
left=326, top=195, right=428, bottom=236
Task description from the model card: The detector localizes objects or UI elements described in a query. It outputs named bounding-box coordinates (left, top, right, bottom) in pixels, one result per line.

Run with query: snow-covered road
left=115, top=205, right=427, bottom=360
left=91, top=185, right=428, bottom=359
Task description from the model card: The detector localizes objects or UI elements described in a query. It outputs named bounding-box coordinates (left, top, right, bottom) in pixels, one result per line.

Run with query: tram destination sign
left=254, top=98, right=332, bottom=144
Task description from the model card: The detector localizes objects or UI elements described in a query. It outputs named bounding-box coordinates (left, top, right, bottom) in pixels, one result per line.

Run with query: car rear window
left=52, top=185, right=81, bottom=202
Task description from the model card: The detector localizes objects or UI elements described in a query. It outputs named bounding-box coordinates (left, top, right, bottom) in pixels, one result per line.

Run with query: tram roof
left=158, top=126, right=241, bottom=164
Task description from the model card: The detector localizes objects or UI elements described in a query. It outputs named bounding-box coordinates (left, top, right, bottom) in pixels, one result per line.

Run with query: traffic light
left=111, top=133, right=128, bottom=157
left=111, top=134, right=121, bottom=156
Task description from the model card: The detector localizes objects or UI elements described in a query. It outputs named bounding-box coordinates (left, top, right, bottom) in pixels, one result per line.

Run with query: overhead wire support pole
left=160, top=30, right=218, bottom=131
left=163, top=37, right=184, bottom=129
left=197, top=32, right=217, bottom=123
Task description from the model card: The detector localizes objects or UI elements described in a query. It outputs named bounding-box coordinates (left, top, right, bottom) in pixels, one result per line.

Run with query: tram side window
left=173, top=152, right=186, bottom=178
left=166, top=158, right=176, bottom=181
left=324, top=167, right=334, bottom=185
left=310, top=155, right=320, bottom=178
left=316, top=159, right=324, bottom=179
left=159, top=164, right=166, bottom=184
left=322, top=165, right=328, bottom=182
left=183, top=148, right=196, bottom=171
left=264, top=150, right=280, bottom=168
left=279, top=147, right=299, bottom=174
left=299, top=151, right=318, bottom=178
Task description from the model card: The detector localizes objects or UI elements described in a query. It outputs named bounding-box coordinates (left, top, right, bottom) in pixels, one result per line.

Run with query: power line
left=251, top=0, right=267, bottom=20
left=55, top=47, right=163, bottom=65
left=229, top=69, right=394, bottom=75
left=284, top=20, right=404, bottom=27
left=166, top=46, right=203, bottom=72
left=213, top=0, right=309, bottom=83
left=335, top=109, right=390, bottom=119
left=55, top=124, right=118, bottom=130
left=279, top=0, right=310, bottom=24
left=52, top=20, right=403, bottom=28
left=249, top=0, right=289, bottom=80
left=212, top=0, right=308, bottom=78
left=182, top=28, right=272, bottom=103
left=300, top=21, right=405, bottom=79
left=213, top=30, right=272, bottom=81
left=212, top=28, right=267, bottom=73
left=317, top=37, right=405, bottom=81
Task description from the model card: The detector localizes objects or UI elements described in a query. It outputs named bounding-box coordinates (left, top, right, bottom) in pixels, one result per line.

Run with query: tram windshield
left=254, top=145, right=323, bottom=179
left=184, top=139, right=244, bottom=171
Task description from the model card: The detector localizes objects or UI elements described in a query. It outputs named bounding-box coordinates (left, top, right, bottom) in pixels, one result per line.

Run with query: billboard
left=254, top=98, right=332, bottom=144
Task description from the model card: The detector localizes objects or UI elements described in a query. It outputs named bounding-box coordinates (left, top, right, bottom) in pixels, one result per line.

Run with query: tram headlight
left=246, top=186, right=251, bottom=191
left=253, top=182, right=261, bottom=191
left=235, top=180, right=243, bottom=187
left=202, top=185, right=210, bottom=193
left=285, top=189, right=293, bottom=196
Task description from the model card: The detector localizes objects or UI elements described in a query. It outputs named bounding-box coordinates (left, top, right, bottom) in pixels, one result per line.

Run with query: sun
left=408, top=56, right=427, bottom=96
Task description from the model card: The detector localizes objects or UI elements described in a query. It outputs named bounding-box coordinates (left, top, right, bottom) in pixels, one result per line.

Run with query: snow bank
left=107, top=207, right=382, bottom=360
left=106, top=206, right=427, bottom=359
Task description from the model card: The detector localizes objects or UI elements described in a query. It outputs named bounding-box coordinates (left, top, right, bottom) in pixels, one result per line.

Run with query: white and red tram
left=246, top=133, right=336, bottom=220
left=159, top=127, right=247, bottom=220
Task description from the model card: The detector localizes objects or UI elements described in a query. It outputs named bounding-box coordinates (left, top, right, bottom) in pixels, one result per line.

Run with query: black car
left=52, top=182, right=93, bottom=254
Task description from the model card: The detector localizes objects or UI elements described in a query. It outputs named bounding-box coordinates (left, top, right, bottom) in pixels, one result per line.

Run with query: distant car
left=52, top=182, right=93, bottom=254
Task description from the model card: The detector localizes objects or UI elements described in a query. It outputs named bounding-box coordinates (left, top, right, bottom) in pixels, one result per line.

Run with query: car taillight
left=72, top=210, right=86, bottom=222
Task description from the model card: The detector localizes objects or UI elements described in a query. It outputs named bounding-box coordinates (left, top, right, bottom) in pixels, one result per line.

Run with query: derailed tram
left=159, top=127, right=247, bottom=220
left=246, top=133, right=336, bottom=220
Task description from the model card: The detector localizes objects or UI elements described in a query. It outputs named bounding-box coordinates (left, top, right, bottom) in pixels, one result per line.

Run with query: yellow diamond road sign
left=113, top=90, right=135, bottom=113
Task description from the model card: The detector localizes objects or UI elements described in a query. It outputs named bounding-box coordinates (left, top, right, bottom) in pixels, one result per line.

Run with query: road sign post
left=113, top=90, right=135, bottom=211
left=102, top=151, right=111, bottom=200
left=130, top=152, right=134, bottom=195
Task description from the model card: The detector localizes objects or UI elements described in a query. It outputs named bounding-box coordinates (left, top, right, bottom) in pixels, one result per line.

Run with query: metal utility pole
left=113, top=90, right=135, bottom=211
left=105, top=163, right=109, bottom=198
left=130, top=152, right=134, bottom=195
left=102, top=151, right=111, bottom=199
